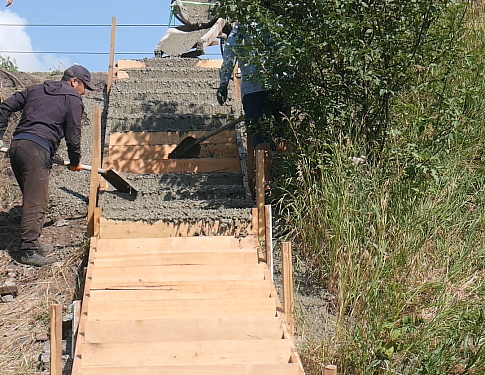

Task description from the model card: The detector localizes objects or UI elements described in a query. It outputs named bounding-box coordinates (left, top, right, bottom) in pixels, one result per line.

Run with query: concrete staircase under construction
left=70, top=57, right=305, bottom=374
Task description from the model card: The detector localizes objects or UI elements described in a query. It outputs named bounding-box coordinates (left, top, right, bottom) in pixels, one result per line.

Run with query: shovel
left=1, top=146, right=137, bottom=196
left=168, top=115, right=244, bottom=159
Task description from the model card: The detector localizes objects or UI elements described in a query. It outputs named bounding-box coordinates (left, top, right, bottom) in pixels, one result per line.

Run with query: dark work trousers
left=9, top=139, right=52, bottom=252
left=242, top=90, right=289, bottom=148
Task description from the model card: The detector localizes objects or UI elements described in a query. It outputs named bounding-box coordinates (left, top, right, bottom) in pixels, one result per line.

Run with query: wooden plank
left=50, top=304, right=63, bottom=375
left=71, top=239, right=97, bottom=375
left=87, top=106, right=101, bottom=237
left=196, top=59, right=222, bottom=69
left=282, top=242, right=294, bottom=336
left=89, top=280, right=270, bottom=300
left=89, top=279, right=270, bottom=295
left=98, top=219, right=251, bottom=239
left=92, top=251, right=257, bottom=266
left=107, top=17, right=116, bottom=94
left=84, top=317, right=283, bottom=343
left=79, top=363, right=300, bottom=375
left=95, top=236, right=256, bottom=252
left=115, top=59, right=146, bottom=70
left=90, top=263, right=266, bottom=283
left=324, top=365, right=338, bottom=375
left=87, top=298, right=276, bottom=320
left=256, top=149, right=265, bottom=239
left=108, top=143, right=239, bottom=160
left=108, top=158, right=241, bottom=174
left=80, top=339, right=292, bottom=367
left=109, top=130, right=237, bottom=146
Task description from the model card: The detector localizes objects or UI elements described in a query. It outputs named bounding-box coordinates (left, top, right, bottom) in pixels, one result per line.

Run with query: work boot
left=37, top=243, right=55, bottom=256
left=20, top=250, right=57, bottom=267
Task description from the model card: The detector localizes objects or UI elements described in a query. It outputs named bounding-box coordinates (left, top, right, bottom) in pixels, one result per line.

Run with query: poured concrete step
left=108, top=99, right=236, bottom=117
left=107, top=90, right=233, bottom=103
left=107, top=113, right=241, bottom=132
left=140, top=57, right=220, bottom=69
left=112, top=78, right=219, bottom=92
left=120, top=66, right=220, bottom=80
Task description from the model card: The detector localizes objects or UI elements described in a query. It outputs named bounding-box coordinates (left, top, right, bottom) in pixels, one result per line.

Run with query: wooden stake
left=87, top=106, right=101, bottom=237
left=107, top=16, right=117, bottom=94
left=256, top=149, right=265, bottom=239
left=324, top=365, right=338, bottom=375
left=282, top=241, right=294, bottom=336
left=71, top=301, right=81, bottom=358
left=50, top=304, right=63, bottom=375
left=247, top=133, right=255, bottom=197
left=264, top=204, right=273, bottom=280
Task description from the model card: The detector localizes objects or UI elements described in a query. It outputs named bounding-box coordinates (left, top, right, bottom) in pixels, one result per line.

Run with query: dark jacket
left=0, top=80, right=83, bottom=166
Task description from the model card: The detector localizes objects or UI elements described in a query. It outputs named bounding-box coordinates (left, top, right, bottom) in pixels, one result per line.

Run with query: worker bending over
left=0, top=65, right=94, bottom=266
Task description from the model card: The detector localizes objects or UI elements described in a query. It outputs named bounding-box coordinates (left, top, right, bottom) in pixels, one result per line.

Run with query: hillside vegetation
left=219, top=0, right=485, bottom=373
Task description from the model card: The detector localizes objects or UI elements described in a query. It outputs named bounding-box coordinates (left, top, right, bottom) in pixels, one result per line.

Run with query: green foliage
left=0, top=55, right=18, bottom=73
left=217, top=1, right=485, bottom=374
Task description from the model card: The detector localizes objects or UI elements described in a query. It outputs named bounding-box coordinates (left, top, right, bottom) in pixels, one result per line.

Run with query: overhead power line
left=0, top=23, right=171, bottom=27
left=0, top=50, right=221, bottom=56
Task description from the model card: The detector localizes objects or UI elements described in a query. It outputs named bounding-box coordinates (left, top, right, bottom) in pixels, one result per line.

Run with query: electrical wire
left=0, top=23, right=172, bottom=27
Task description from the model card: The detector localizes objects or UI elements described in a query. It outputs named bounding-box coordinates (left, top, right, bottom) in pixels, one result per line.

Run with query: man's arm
left=64, top=97, right=83, bottom=168
left=0, top=90, right=27, bottom=147
left=217, top=23, right=239, bottom=105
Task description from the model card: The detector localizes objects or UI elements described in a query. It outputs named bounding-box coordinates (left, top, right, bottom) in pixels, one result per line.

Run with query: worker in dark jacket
left=0, top=65, right=94, bottom=266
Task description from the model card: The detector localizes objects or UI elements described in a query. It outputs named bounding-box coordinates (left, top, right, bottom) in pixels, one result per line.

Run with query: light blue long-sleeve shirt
left=219, top=23, right=265, bottom=99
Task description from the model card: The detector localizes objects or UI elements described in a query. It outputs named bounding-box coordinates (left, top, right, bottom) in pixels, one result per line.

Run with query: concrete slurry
left=85, top=57, right=252, bottom=228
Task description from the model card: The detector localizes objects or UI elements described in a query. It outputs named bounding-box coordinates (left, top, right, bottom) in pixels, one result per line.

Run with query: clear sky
left=0, top=0, right=221, bottom=73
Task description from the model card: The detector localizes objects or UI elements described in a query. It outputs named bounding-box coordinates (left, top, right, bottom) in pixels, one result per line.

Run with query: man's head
left=62, top=65, right=94, bottom=95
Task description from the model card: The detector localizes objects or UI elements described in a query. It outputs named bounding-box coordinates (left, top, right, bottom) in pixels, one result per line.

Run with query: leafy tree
left=0, top=55, right=19, bottom=73
left=217, top=0, right=470, bottom=161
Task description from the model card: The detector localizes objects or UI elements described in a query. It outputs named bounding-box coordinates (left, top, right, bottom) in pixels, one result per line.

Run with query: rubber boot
left=20, top=250, right=57, bottom=267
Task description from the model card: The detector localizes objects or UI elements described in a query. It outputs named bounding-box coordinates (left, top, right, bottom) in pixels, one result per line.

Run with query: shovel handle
left=52, top=155, right=107, bottom=174
left=194, top=115, right=245, bottom=146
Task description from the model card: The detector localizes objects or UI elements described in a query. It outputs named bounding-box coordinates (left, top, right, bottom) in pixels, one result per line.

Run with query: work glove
left=217, top=84, right=228, bottom=106
left=67, top=164, right=82, bottom=172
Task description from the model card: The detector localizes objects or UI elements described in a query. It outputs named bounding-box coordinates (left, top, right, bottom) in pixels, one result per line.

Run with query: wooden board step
left=86, top=298, right=276, bottom=321
left=80, top=339, right=293, bottom=367
left=90, top=263, right=266, bottom=283
left=79, top=363, right=301, bottom=375
left=89, top=280, right=271, bottom=299
left=84, top=317, right=284, bottom=342
left=91, top=250, right=258, bottom=266
left=94, top=236, right=256, bottom=253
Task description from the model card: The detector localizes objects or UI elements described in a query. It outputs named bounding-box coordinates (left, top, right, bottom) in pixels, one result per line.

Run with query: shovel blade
left=101, top=169, right=137, bottom=196
left=168, top=136, right=201, bottom=159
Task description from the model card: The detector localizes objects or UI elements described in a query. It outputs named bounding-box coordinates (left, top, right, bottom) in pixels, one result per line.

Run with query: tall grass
left=277, top=7, right=485, bottom=375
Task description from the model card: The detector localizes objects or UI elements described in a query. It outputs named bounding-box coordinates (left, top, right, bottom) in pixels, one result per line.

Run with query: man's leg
left=9, top=140, right=56, bottom=266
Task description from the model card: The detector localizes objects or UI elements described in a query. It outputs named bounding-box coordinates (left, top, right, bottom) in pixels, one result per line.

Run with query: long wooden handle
left=1, top=147, right=107, bottom=173
left=194, top=115, right=245, bottom=146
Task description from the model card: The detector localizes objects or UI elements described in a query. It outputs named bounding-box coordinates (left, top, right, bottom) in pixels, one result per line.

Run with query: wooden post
left=282, top=241, right=294, bottom=335
left=264, top=204, right=273, bottom=280
left=233, top=61, right=241, bottom=104
left=256, top=149, right=265, bottom=239
left=107, top=16, right=117, bottom=95
left=87, top=106, right=101, bottom=237
left=324, top=365, right=338, bottom=375
left=50, top=304, right=63, bottom=375
left=247, top=132, right=255, bottom=196
left=71, top=301, right=81, bottom=358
